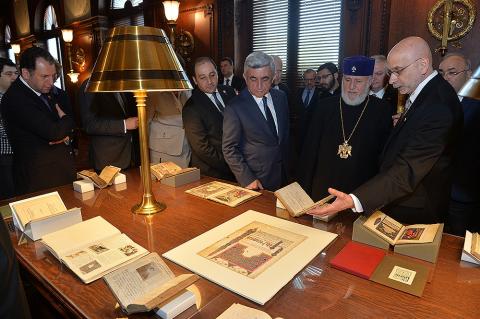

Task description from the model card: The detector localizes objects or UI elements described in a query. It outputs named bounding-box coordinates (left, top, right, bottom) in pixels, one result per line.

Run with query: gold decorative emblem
left=175, top=30, right=195, bottom=61
left=338, top=141, right=352, bottom=159
left=427, top=0, right=476, bottom=55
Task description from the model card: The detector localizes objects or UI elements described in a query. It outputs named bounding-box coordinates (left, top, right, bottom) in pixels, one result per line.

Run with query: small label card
left=388, top=266, right=416, bottom=285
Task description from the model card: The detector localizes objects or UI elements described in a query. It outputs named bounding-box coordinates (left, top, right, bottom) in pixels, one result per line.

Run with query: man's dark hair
left=19, top=46, right=56, bottom=71
left=317, top=62, right=338, bottom=74
left=194, top=56, right=217, bottom=71
left=220, top=57, right=234, bottom=66
left=0, top=57, right=16, bottom=75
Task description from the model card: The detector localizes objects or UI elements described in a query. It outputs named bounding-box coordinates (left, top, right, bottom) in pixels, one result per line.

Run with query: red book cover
left=330, top=241, right=386, bottom=279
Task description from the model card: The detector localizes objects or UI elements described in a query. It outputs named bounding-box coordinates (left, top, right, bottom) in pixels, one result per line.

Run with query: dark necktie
left=212, top=92, right=224, bottom=113
left=303, top=89, right=311, bottom=107
left=262, top=96, right=278, bottom=140
left=226, top=78, right=230, bottom=86
left=40, top=94, right=53, bottom=112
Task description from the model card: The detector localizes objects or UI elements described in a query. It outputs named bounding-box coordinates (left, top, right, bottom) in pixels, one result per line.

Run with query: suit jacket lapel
left=381, top=74, right=440, bottom=157
left=195, top=89, right=223, bottom=118
left=271, top=91, right=284, bottom=143
left=242, top=90, right=277, bottom=141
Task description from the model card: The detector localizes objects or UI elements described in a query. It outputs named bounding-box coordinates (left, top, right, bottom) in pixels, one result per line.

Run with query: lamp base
left=131, top=194, right=166, bottom=215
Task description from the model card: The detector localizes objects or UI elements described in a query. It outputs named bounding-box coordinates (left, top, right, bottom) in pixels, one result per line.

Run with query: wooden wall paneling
left=217, top=0, right=235, bottom=63
left=175, top=0, right=215, bottom=76
left=367, top=0, right=392, bottom=56
left=233, top=0, right=252, bottom=77
left=339, top=0, right=372, bottom=64
left=388, top=0, right=480, bottom=68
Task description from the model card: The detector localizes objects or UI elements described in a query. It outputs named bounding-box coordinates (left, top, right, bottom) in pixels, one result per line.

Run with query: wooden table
left=5, top=170, right=480, bottom=318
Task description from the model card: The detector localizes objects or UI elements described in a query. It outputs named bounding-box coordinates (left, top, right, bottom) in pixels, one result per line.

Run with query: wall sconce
left=11, top=43, right=21, bottom=64
left=62, top=29, right=80, bottom=83
left=163, top=1, right=180, bottom=46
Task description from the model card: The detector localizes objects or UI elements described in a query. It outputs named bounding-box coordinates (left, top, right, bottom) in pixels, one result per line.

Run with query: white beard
left=341, top=88, right=369, bottom=106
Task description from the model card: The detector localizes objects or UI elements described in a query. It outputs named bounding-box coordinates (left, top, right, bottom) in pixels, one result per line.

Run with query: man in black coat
left=0, top=217, right=31, bottom=319
left=439, top=53, right=480, bottom=234
left=81, top=89, right=139, bottom=172
left=310, top=37, right=463, bottom=225
left=183, top=57, right=236, bottom=180
left=1, top=47, right=75, bottom=195
left=370, top=55, right=398, bottom=115
left=218, top=57, right=246, bottom=93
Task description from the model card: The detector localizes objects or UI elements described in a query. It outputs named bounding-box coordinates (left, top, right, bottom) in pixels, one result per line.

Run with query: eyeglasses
left=439, top=69, right=469, bottom=78
left=387, top=58, right=422, bottom=77
left=316, top=73, right=333, bottom=81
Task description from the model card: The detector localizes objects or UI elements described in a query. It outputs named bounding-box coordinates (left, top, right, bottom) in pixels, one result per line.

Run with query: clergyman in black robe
left=298, top=56, right=392, bottom=201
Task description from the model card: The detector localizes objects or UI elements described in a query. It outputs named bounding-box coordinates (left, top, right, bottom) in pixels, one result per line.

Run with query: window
left=111, top=0, right=144, bottom=27
left=252, top=0, right=288, bottom=81
left=4, top=25, right=15, bottom=63
left=43, top=5, right=64, bottom=89
left=111, top=0, right=143, bottom=9
left=252, top=0, right=341, bottom=87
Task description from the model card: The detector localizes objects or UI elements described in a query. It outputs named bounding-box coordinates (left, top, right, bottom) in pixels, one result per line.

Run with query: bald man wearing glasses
left=309, top=36, right=463, bottom=226
left=439, top=53, right=480, bottom=235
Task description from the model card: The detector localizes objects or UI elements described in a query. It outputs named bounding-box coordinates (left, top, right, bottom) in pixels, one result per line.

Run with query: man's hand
left=246, top=179, right=263, bottom=190
left=307, top=188, right=354, bottom=217
left=125, top=117, right=139, bottom=130
left=55, top=104, right=66, bottom=118
left=49, top=136, right=69, bottom=145
left=392, top=113, right=401, bottom=126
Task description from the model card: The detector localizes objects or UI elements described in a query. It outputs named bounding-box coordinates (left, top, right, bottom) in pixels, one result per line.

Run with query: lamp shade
left=458, top=65, right=480, bottom=100
left=62, top=29, right=73, bottom=43
left=163, top=1, right=180, bottom=21
left=86, top=26, right=192, bottom=92
left=11, top=43, right=21, bottom=54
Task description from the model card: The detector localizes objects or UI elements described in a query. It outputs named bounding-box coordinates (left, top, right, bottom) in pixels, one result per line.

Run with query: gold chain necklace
left=338, top=95, right=370, bottom=159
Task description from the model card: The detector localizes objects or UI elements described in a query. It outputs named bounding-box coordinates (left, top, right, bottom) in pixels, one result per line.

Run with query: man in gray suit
left=222, top=51, right=289, bottom=191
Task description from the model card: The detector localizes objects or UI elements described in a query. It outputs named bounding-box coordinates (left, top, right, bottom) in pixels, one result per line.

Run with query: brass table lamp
left=459, top=65, right=480, bottom=100
left=86, top=26, right=192, bottom=215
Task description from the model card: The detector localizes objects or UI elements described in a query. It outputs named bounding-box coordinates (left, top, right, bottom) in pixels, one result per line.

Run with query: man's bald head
left=387, top=37, right=434, bottom=95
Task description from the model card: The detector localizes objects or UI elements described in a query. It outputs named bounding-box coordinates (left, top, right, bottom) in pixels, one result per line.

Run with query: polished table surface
left=5, top=170, right=480, bottom=319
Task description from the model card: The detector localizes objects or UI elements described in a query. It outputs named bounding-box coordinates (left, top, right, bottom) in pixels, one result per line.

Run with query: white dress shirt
left=252, top=93, right=279, bottom=134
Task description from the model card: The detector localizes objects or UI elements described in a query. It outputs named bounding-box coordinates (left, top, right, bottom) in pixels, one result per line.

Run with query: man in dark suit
left=182, top=57, right=236, bottom=180
left=370, top=55, right=398, bottom=115
left=295, top=68, right=321, bottom=154
left=309, top=36, right=463, bottom=225
left=81, top=90, right=139, bottom=172
left=218, top=57, right=246, bottom=93
left=1, top=47, right=75, bottom=195
left=223, top=51, right=289, bottom=191
left=0, top=217, right=31, bottom=319
left=316, top=62, right=341, bottom=98
left=439, top=53, right=480, bottom=234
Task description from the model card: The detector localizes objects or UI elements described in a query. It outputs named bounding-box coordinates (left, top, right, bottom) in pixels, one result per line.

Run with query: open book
left=77, top=165, right=121, bottom=188
left=185, top=181, right=261, bottom=207
left=274, top=182, right=335, bottom=220
left=150, top=162, right=196, bottom=180
left=104, top=252, right=199, bottom=315
left=216, top=303, right=273, bottom=319
left=461, top=231, right=480, bottom=265
left=10, top=191, right=67, bottom=232
left=41, top=216, right=148, bottom=283
left=363, top=211, right=440, bottom=246
left=9, top=191, right=82, bottom=241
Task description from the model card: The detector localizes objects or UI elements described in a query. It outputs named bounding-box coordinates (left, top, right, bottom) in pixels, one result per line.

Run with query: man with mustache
left=299, top=56, right=392, bottom=201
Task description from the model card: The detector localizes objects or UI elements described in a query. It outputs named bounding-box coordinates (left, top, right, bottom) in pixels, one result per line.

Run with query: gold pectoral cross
left=338, top=141, right=352, bottom=159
